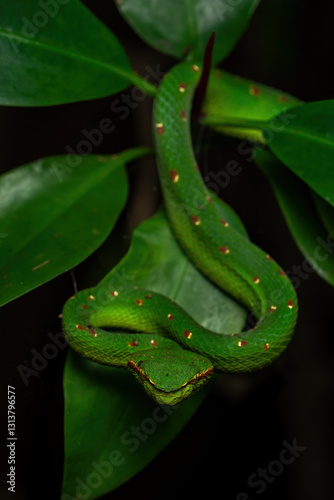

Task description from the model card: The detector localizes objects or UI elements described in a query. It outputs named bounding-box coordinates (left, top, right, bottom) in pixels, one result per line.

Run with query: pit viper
left=62, top=62, right=298, bottom=406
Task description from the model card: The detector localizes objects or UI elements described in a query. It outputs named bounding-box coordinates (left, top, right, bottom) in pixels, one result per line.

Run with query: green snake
left=62, top=62, right=298, bottom=406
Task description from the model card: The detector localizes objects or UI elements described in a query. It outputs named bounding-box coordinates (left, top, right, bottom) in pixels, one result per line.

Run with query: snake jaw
left=128, top=359, right=214, bottom=388
left=127, top=357, right=214, bottom=406
left=180, top=365, right=214, bottom=387
left=127, top=360, right=155, bottom=386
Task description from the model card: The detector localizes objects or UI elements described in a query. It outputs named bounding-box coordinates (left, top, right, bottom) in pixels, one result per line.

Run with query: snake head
left=128, top=346, right=213, bottom=406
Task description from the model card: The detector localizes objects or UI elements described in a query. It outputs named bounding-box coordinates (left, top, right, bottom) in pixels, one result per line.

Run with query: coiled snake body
left=62, top=62, right=297, bottom=406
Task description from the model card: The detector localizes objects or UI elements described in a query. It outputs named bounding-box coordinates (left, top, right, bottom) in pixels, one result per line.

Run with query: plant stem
left=128, top=72, right=158, bottom=97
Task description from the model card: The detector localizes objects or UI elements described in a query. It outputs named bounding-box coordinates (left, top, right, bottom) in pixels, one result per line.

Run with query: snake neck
left=154, top=64, right=264, bottom=317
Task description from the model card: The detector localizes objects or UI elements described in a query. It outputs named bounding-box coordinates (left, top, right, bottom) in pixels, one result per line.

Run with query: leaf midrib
left=0, top=28, right=145, bottom=91
left=1, top=149, right=151, bottom=271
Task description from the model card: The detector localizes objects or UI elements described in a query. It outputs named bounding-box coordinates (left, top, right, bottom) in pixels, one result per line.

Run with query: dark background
left=2, top=0, right=334, bottom=499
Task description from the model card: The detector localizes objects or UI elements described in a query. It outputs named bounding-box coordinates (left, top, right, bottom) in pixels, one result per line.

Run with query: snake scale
left=62, top=62, right=298, bottom=406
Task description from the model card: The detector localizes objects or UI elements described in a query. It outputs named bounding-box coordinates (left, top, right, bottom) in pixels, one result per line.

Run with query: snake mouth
left=127, top=360, right=156, bottom=385
left=128, top=359, right=213, bottom=394
left=183, top=366, right=214, bottom=386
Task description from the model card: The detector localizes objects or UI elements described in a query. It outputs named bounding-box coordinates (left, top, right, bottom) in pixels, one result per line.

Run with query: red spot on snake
left=151, top=340, right=157, bottom=346
left=238, top=340, right=248, bottom=347
left=178, top=83, right=186, bottom=92
left=249, top=86, right=261, bottom=96
left=219, top=246, right=230, bottom=254
left=156, top=123, right=164, bottom=135
left=111, top=291, right=118, bottom=296
left=129, top=339, right=139, bottom=347
left=184, top=330, right=192, bottom=339
left=266, top=254, right=273, bottom=261
left=287, top=299, right=294, bottom=309
left=88, top=295, right=95, bottom=300
left=81, top=304, right=87, bottom=310
left=167, top=314, right=174, bottom=320
left=191, top=215, right=200, bottom=226
left=206, top=195, right=212, bottom=204
left=269, top=305, right=277, bottom=312
left=221, top=219, right=229, bottom=227
left=192, top=64, right=200, bottom=72
left=136, top=299, right=143, bottom=306
left=253, top=275, right=260, bottom=284
left=170, top=169, right=179, bottom=183
left=145, top=294, right=152, bottom=299
left=263, top=343, right=270, bottom=350
left=76, top=325, right=84, bottom=331
left=88, top=327, right=97, bottom=337
left=278, top=270, right=287, bottom=277
left=180, top=110, right=187, bottom=121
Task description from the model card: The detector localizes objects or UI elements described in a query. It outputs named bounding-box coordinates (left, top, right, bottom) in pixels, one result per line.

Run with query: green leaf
left=0, top=148, right=150, bottom=307
left=255, top=149, right=334, bottom=286
left=0, top=0, right=153, bottom=106
left=268, top=100, right=334, bottom=206
left=312, top=192, right=334, bottom=240
left=201, top=68, right=301, bottom=143
left=116, top=0, right=260, bottom=64
left=62, top=209, right=247, bottom=498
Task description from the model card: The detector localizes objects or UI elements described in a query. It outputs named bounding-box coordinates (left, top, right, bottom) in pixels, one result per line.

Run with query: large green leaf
left=268, top=100, right=334, bottom=206
left=0, top=148, right=149, bottom=307
left=256, top=149, right=334, bottom=287
left=0, top=0, right=153, bottom=106
left=312, top=192, right=334, bottom=240
left=62, top=209, right=247, bottom=498
left=116, top=0, right=260, bottom=64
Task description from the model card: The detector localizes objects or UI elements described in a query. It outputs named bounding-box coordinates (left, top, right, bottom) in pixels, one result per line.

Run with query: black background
left=2, top=1, right=334, bottom=499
